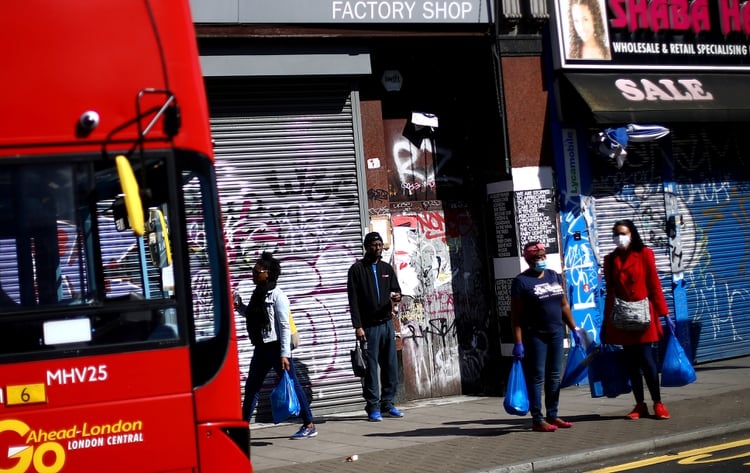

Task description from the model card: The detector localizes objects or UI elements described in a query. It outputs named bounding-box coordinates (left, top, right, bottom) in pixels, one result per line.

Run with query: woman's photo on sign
left=562, top=0, right=612, bottom=60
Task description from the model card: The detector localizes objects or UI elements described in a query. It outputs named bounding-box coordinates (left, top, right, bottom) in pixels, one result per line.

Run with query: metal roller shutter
left=670, top=126, right=750, bottom=362
left=205, top=78, right=367, bottom=417
left=590, top=130, right=750, bottom=363
left=590, top=140, right=673, bottom=335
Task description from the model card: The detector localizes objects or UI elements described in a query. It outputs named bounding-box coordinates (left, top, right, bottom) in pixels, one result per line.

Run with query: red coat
left=602, top=246, right=669, bottom=345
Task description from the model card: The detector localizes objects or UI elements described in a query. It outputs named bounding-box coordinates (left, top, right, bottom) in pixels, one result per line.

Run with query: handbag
left=661, top=324, right=697, bottom=387
left=588, top=343, right=632, bottom=398
left=612, top=297, right=651, bottom=331
left=503, top=359, right=529, bottom=416
left=270, top=371, right=301, bottom=424
left=350, top=341, right=367, bottom=377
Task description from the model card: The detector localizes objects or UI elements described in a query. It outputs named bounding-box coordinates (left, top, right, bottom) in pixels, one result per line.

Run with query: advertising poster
left=551, top=0, right=750, bottom=70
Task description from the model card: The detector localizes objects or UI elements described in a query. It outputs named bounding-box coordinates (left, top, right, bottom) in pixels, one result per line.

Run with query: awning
left=557, top=73, right=750, bottom=124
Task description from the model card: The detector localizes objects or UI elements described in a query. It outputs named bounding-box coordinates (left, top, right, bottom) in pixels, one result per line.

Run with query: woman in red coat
left=603, top=219, right=675, bottom=420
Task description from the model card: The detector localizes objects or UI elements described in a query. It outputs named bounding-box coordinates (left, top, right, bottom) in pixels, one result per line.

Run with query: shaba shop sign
left=551, top=0, right=750, bottom=70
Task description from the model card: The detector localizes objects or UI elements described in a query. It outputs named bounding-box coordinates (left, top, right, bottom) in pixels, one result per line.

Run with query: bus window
left=183, top=169, right=219, bottom=342
left=0, top=164, right=90, bottom=308
left=0, top=157, right=181, bottom=356
left=178, top=156, right=236, bottom=389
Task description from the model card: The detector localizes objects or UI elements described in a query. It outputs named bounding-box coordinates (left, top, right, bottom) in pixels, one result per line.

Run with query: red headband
left=523, top=243, right=545, bottom=259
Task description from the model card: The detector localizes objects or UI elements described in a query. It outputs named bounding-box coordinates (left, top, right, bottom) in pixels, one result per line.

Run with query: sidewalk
left=249, top=355, right=750, bottom=473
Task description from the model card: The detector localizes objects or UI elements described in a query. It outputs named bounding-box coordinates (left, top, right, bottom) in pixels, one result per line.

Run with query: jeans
left=363, top=319, right=399, bottom=414
left=242, top=341, right=314, bottom=425
left=623, top=343, right=661, bottom=404
left=523, top=330, right=564, bottom=424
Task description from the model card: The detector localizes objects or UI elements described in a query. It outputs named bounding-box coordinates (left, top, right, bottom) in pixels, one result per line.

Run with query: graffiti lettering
left=402, top=318, right=457, bottom=345
left=367, top=188, right=389, bottom=202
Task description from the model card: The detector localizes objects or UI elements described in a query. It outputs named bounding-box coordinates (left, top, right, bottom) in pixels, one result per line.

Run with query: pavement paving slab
left=248, top=355, right=750, bottom=473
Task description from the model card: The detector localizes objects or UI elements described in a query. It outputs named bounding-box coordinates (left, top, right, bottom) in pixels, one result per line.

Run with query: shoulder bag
left=606, top=254, right=651, bottom=331
left=289, top=310, right=300, bottom=349
left=611, top=297, right=650, bottom=331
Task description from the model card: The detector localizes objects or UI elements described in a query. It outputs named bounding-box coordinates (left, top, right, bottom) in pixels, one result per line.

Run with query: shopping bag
left=588, top=344, right=632, bottom=398
left=350, top=341, right=367, bottom=377
left=503, top=359, right=529, bottom=416
left=661, top=325, right=697, bottom=387
left=562, top=328, right=601, bottom=388
left=561, top=343, right=588, bottom=388
left=270, top=371, right=301, bottom=424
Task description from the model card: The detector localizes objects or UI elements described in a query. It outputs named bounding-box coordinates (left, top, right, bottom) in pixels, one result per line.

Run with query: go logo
left=0, top=420, right=65, bottom=473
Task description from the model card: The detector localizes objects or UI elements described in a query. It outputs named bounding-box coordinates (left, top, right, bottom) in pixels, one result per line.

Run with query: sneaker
left=368, top=411, right=382, bottom=422
left=548, top=418, right=573, bottom=428
left=290, top=425, right=318, bottom=440
left=532, top=421, right=558, bottom=432
left=625, top=402, right=649, bottom=420
left=654, top=402, right=671, bottom=419
left=386, top=407, right=404, bottom=418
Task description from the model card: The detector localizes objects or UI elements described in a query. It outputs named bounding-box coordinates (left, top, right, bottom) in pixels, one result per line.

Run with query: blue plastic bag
left=271, top=371, right=301, bottom=424
left=561, top=343, right=588, bottom=388
left=503, top=359, right=529, bottom=416
left=661, top=326, right=697, bottom=387
left=588, top=344, right=632, bottom=398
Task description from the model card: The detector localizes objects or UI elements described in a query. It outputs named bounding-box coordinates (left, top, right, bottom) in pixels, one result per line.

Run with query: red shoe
left=549, top=418, right=573, bottom=428
left=532, top=421, right=558, bottom=432
left=654, top=402, right=670, bottom=419
left=625, top=403, right=649, bottom=420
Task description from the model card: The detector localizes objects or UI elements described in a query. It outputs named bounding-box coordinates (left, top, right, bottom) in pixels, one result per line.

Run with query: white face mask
left=614, top=234, right=631, bottom=249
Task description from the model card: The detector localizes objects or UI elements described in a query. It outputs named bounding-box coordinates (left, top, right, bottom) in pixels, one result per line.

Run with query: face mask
left=614, top=234, right=631, bottom=249
left=534, top=261, right=547, bottom=272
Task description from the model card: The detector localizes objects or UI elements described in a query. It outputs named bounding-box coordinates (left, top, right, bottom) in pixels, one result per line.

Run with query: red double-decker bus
left=0, top=1, right=252, bottom=471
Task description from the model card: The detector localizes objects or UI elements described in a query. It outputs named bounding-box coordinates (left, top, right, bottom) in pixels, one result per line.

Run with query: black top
left=347, top=258, right=401, bottom=329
